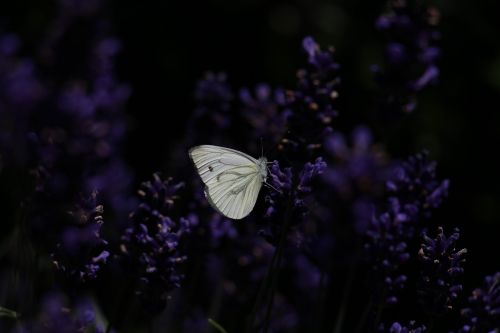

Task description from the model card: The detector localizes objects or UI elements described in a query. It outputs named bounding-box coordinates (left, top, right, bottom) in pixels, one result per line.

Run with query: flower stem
left=245, top=241, right=280, bottom=332
left=105, top=278, right=137, bottom=333
left=354, top=298, right=373, bottom=333
left=245, top=196, right=292, bottom=333
left=262, top=197, right=292, bottom=333
left=332, top=260, right=357, bottom=333
left=312, top=269, right=328, bottom=333
left=208, top=318, right=229, bottom=333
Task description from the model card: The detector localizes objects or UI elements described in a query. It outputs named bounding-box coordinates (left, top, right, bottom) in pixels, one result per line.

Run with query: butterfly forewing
left=189, top=145, right=264, bottom=219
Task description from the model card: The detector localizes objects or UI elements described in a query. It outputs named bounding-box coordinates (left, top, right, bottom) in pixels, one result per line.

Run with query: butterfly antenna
left=260, top=137, right=264, bottom=157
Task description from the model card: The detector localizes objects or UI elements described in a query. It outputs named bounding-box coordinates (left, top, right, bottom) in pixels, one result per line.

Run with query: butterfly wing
left=189, top=145, right=263, bottom=219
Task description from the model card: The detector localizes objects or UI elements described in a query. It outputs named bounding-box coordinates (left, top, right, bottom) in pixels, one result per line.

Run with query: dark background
left=2, top=0, right=500, bottom=302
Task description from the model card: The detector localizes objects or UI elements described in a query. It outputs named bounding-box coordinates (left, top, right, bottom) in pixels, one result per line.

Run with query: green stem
left=208, top=318, right=229, bottom=333
left=208, top=279, right=225, bottom=326
left=262, top=198, right=292, bottom=333
left=246, top=196, right=292, bottom=333
left=0, top=306, right=20, bottom=319
left=427, top=319, right=435, bottom=333
left=374, top=293, right=386, bottom=329
left=354, top=298, right=373, bottom=333
left=105, top=278, right=137, bottom=333
left=312, top=269, right=328, bottom=333
left=245, top=240, right=280, bottom=332
left=332, top=260, right=357, bottom=333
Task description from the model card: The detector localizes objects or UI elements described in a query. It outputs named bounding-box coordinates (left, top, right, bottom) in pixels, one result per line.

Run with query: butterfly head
left=258, top=157, right=268, bottom=182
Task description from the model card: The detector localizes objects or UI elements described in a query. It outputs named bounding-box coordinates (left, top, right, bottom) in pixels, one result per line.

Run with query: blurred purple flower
left=365, top=152, right=449, bottom=305
left=15, top=292, right=104, bottom=333
left=418, top=227, right=466, bottom=314
left=239, top=84, right=288, bottom=151
left=0, top=34, right=45, bottom=165
left=386, top=151, right=450, bottom=216
left=365, top=198, right=414, bottom=304
left=373, top=0, right=441, bottom=113
left=120, top=173, right=191, bottom=314
left=192, top=72, right=233, bottom=132
left=457, top=272, right=500, bottom=333
left=281, top=36, right=340, bottom=156
left=0, top=0, right=133, bottom=284
left=379, top=321, right=426, bottom=333
left=50, top=191, right=109, bottom=281
left=262, top=158, right=326, bottom=245
left=322, top=126, right=393, bottom=233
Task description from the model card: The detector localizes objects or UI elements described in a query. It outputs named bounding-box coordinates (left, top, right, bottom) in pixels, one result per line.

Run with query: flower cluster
left=0, top=0, right=133, bottom=287
left=15, top=293, right=104, bottom=333
left=373, top=0, right=441, bottom=113
left=457, top=272, right=500, bottom=332
left=381, top=321, right=427, bottom=333
left=418, top=227, right=467, bottom=314
left=120, top=173, right=191, bottom=314
left=0, top=34, right=44, bottom=166
left=262, top=158, right=326, bottom=245
left=185, top=72, right=235, bottom=147
left=365, top=152, right=449, bottom=305
left=365, top=198, right=414, bottom=304
left=238, top=84, right=287, bottom=152
left=386, top=151, right=450, bottom=216
left=50, top=192, right=110, bottom=281
left=282, top=36, right=340, bottom=157
left=322, top=126, right=393, bottom=233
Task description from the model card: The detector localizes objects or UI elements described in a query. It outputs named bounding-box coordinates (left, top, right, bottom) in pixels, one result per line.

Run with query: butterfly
left=189, top=145, right=268, bottom=219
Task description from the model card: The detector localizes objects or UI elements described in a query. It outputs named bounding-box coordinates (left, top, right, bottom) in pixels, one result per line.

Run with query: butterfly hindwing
left=205, top=171, right=262, bottom=219
left=189, top=145, right=263, bottom=219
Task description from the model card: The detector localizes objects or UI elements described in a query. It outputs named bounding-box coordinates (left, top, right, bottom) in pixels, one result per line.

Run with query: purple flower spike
left=365, top=151, right=449, bottom=305
left=239, top=84, right=287, bottom=149
left=281, top=37, right=340, bottom=156
left=184, top=72, right=235, bottom=147
left=365, top=199, right=414, bottom=304
left=386, top=151, right=449, bottom=217
left=418, top=227, right=467, bottom=314
left=262, top=159, right=326, bottom=245
left=373, top=0, right=441, bottom=113
left=457, top=272, right=500, bottom=333
left=380, top=321, right=426, bottom=333
left=121, top=173, right=190, bottom=314
left=50, top=192, right=109, bottom=282
left=16, top=292, right=105, bottom=333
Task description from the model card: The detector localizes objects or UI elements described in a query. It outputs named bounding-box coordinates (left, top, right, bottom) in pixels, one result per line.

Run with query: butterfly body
left=189, top=145, right=267, bottom=219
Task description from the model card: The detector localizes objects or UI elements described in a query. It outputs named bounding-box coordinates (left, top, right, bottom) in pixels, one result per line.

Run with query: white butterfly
left=189, top=145, right=268, bottom=220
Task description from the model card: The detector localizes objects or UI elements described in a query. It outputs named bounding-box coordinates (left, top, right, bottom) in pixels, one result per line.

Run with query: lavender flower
left=0, top=34, right=44, bottom=166
left=457, top=272, right=500, bottom=332
left=365, top=198, right=414, bottom=304
left=262, top=158, right=326, bottom=245
left=418, top=227, right=467, bottom=314
left=239, top=84, right=287, bottom=151
left=386, top=151, right=450, bottom=218
left=50, top=192, right=109, bottom=281
left=120, top=173, right=190, bottom=314
left=281, top=36, right=340, bottom=156
left=373, top=0, right=441, bottom=113
left=322, top=126, right=393, bottom=233
left=184, top=72, right=235, bottom=148
left=380, top=321, right=426, bottom=333
left=0, top=0, right=133, bottom=286
left=365, top=152, right=449, bottom=305
left=15, top=292, right=104, bottom=333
